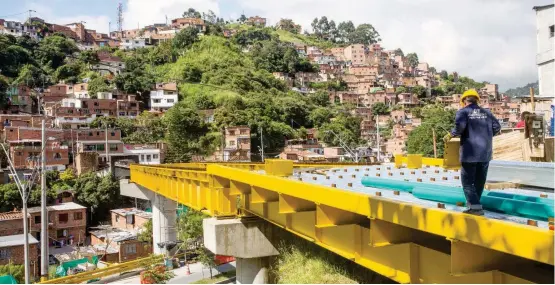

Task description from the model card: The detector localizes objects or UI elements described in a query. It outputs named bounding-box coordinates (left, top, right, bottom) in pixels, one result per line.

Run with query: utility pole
left=530, top=87, right=536, bottom=112
left=259, top=126, right=264, bottom=162
left=432, top=128, right=437, bottom=158
left=105, top=122, right=109, bottom=167
left=40, top=119, right=48, bottom=282
left=376, top=115, right=381, bottom=162
left=27, top=9, right=36, bottom=24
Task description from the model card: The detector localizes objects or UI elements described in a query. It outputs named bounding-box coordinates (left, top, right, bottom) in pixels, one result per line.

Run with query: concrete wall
left=535, top=6, right=554, bottom=97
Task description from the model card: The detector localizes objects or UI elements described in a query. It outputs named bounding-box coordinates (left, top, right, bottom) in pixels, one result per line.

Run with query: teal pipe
left=360, top=177, right=415, bottom=192
left=361, top=177, right=555, bottom=221
left=484, top=191, right=554, bottom=207
left=412, top=186, right=554, bottom=221
left=360, top=177, right=451, bottom=193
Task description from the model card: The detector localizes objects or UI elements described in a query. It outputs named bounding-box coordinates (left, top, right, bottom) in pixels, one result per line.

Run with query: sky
left=1, top=0, right=553, bottom=91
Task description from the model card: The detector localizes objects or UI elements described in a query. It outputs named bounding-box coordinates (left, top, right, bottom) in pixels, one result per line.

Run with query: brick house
left=246, top=16, right=267, bottom=27
left=89, top=208, right=152, bottom=263
left=343, top=44, right=367, bottom=65
left=0, top=212, right=25, bottom=236
left=28, top=202, right=87, bottom=247
left=0, top=234, right=39, bottom=277
left=171, top=18, right=207, bottom=32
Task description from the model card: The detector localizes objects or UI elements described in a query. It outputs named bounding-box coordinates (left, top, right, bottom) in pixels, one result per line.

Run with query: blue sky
left=1, top=0, right=553, bottom=91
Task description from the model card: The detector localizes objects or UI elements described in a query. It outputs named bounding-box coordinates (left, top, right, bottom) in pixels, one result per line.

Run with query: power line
left=0, top=11, right=28, bottom=19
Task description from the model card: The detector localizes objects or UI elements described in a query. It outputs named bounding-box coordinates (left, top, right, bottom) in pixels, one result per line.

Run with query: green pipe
left=412, top=186, right=554, bottom=221
left=361, top=177, right=554, bottom=220
left=361, top=177, right=452, bottom=193
left=484, top=191, right=554, bottom=207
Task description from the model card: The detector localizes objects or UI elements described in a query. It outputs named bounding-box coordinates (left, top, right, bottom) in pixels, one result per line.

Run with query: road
left=109, top=261, right=236, bottom=284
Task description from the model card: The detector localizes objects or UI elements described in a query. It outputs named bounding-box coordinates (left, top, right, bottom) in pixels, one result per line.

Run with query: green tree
left=35, top=34, right=78, bottom=71
left=0, top=76, right=8, bottom=109
left=183, top=8, right=202, bottom=18
left=349, top=23, right=381, bottom=45
left=337, top=21, right=355, bottom=44
left=394, top=48, right=404, bottom=57
left=440, top=70, right=449, bottom=80
left=318, top=114, right=363, bottom=148
left=14, top=64, right=49, bottom=88
left=164, top=102, right=209, bottom=160
left=406, top=104, right=456, bottom=157
left=173, top=27, right=199, bottom=50
left=309, top=107, right=333, bottom=127
left=73, top=173, right=121, bottom=224
left=395, top=86, right=408, bottom=94
left=406, top=53, right=419, bottom=68
left=87, top=75, right=111, bottom=96
left=138, top=219, right=153, bottom=244
left=371, top=102, right=389, bottom=115
left=411, top=85, right=427, bottom=98
left=53, top=62, right=83, bottom=84
left=307, top=91, right=330, bottom=107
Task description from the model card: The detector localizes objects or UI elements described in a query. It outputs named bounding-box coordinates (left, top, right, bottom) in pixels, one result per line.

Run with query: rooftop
left=0, top=234, right=39, bottom=247
left=533, top=4, right=554, bottom=11
left=0, top=211, right=24, bottom=221
left=89, top=226, right=139, bottom=242
left=110, top=208, right=152, bottom=219
left=28, top=202, right=86, bottom=213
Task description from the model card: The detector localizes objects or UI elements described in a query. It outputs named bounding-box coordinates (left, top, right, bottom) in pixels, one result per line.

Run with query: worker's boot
left=463, top=208, right=484, bottom=216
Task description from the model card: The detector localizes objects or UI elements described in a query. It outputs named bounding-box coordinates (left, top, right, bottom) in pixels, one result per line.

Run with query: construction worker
left=444, top=89, right=501, bottom=216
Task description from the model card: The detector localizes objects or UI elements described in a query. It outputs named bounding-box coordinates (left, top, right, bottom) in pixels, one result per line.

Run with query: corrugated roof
left=533, top=4, right=554, bottom=11
left=28, top=202, right=86, bottom=213
left=0, top=234, right=39, bottom=247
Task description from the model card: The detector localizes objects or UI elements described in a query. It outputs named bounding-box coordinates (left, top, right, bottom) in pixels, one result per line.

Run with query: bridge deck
left=129, top=161, right=554, bottom=284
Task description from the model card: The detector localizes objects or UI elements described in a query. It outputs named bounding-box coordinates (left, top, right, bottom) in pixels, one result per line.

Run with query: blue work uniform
left=450, top=103, right=501, bottom=209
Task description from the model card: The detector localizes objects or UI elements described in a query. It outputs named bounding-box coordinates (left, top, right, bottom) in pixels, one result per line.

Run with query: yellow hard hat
left=460, top=89, right=480, bottom=107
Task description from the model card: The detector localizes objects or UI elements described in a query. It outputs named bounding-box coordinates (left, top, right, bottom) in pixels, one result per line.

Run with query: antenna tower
left=117, top=2, right=123, bottom=35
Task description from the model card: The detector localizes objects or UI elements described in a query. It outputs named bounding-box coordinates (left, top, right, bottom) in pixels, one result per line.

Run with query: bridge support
left=203, top=218, right=279, bottom=284
left=152, top=193, right=178, bottom=255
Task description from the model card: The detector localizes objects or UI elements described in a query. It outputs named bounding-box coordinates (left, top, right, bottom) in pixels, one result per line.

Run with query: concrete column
left=236, top=257, right=270, bottom=284
left=152, top=193, right=178, bottom=255
left=204, top=218, right=279, bottom=284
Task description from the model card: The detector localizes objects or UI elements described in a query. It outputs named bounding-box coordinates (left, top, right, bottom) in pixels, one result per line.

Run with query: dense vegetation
left=0, top=9, right=496, bottom=163
left=504, top=81, right=539, bottom=97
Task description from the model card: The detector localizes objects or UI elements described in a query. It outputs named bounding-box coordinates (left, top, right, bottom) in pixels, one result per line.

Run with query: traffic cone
left=185, top=264, right=191, bottom=275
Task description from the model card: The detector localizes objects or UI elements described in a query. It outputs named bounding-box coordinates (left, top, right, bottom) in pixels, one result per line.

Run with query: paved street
left=110, top=261, right=236, bottom=284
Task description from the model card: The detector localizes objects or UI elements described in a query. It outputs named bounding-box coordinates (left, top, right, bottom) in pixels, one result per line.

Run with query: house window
left=74, top=212, right=83, bottom=220
left=550, top=25, right=554, bottom=38
left=153, top=99, right=161, bottom=103
left=111, top=132, right=116, bottom=136
left=110, top=144, right=118, bottom=151
left=116, top=215, right=120, bottom=222
left=125, top=244, right=137, bottom=254
left=34, top=216, right=41, bottom=224
left=0, top=249, right=10, bottom=260
left=59, top=213, right=69, bottom=223
left=167, top=99, right=175, bottom=103
left=96, top=144, right=105, bottom=151
left=146, top=155, right=151, bottom=162
left=57, top=229, right=66, bottom=238
left=228, top=140, right=236, bottom=146
left=153, top=154, right=159, bottom=159
left=54, top=153, right=62, bottom=160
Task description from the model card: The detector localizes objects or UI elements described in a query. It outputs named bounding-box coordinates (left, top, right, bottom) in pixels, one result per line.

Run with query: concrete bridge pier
left=152, top=193, right=178, bottom=256
left=203, top=218, right=279, bottom=284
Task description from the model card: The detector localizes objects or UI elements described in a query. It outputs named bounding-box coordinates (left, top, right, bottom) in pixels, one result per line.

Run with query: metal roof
left=0, top=234, right=39, bottom=247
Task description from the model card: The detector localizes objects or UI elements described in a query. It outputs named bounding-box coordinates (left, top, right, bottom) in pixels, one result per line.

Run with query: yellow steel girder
left=129, top=160, right=554, bottom=284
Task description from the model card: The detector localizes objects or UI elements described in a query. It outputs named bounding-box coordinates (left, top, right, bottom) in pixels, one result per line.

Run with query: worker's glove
left=443, top=133, right=452, bottom=144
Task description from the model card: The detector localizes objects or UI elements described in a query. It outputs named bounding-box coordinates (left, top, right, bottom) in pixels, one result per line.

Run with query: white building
left=0, top=20, right=39, bottom=40
left=534, top=4, right=554, bottom=97
left=120, top=38, right=146, bottom=50
left=123, top=145, right=161, bottom=164
left=149, top=83, right=178, bottom=112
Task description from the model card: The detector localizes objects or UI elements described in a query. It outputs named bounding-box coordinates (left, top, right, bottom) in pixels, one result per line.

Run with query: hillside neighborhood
left=0, top=3, right=553, bottom=283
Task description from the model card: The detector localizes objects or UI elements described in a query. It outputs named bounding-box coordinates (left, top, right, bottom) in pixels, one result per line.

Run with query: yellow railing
left=128, top=160, right=554, bottom=284
left=38, top=255, right=163, bottom=284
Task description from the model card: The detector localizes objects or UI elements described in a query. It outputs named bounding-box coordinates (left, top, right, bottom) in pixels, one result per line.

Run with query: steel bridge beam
left=129, top=160, right=554, bottom=284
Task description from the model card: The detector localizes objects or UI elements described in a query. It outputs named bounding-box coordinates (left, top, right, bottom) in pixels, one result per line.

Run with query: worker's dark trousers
left=460, top=162, right=490, bottom=209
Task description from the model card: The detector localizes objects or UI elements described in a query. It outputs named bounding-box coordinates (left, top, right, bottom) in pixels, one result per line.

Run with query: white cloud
left=236, top=0, right=552, bottom=90
left=23, top=1, right=110, bottom=33
left=123, top=0, right=220, bottom=29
